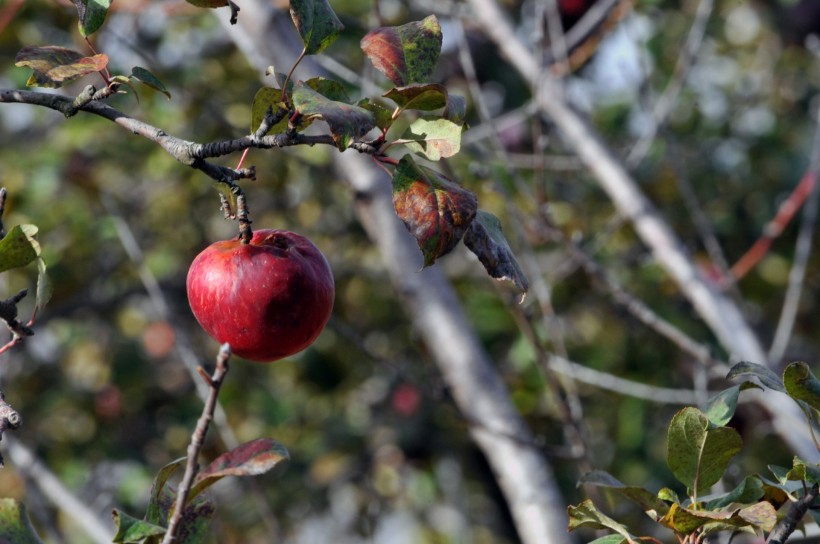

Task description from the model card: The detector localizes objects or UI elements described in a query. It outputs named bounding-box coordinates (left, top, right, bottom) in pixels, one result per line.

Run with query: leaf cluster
left=569, top=362, right=820, bottom=544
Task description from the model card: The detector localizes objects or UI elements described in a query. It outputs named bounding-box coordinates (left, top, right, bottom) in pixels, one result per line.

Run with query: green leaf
left=71, top=0, right=111, bottom=37
left=289, top=0, right=344, bottom=54
left=657, top=487, right=680, bottom=503
left=112, top=510, right=166, bottom=542
left=357, top=98, right=394, bottom=130
left=250, top=87, right=289, bottom=135
left=784, top=362, right=820, bottom=413
left=587, top=536, right=628, bottom=544
left=666, top=407, right=743, bottom=496
left=567, top=499, right=636, bottom=542
left=361, top=15, right=443, bottom=86
left=704, top=475, right=764, bottom=510
left=578, top=470, right=670, bottom=520
left=35, top=256, right=52, bottom=311
left=292, top=82, right=375, bottom=150
left=146, top=457, right=186, bottom=525
left=462, top=210, right=529, bottom=298
left=306, top=77, right=351, bottom=103
left=130, top=67, right=171, bottom=99
left=400, top=118, right=463, bottom=161
left=392, top=155, right=478, bottom=267
left=0, top=225, right=41, bottom=274
left=15, top=46, right=108, bottom=89
left=383, top=84, right=448, bottom=112
left=726, top=361, right=786, bottom=393
left=781, top=456, right=820, bottom=484
left=188, top=438, right=289, bottom=501
left=701, top=385, right=740, bottom=427
left=0, top=499, right=45, bottom=544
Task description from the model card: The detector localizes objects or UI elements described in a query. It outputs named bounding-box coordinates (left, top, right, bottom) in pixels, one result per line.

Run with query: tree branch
left=162, top=344, right=231, bottom=544
left=766, top=483, right=819, bottom=544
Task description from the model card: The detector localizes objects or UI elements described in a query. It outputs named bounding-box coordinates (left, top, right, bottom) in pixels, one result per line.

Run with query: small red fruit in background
left=186, top=229, right=334, bottom=362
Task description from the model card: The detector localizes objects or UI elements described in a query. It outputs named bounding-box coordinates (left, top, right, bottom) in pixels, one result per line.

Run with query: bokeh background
left=1, top=0, right=820, bottom=542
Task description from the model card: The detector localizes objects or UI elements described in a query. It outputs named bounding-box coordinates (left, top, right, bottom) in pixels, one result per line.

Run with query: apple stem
left=161, top=343, right=232, bottom=544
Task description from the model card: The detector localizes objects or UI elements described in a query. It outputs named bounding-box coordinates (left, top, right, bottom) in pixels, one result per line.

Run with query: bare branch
left=162, top=344, right=231, bottom=544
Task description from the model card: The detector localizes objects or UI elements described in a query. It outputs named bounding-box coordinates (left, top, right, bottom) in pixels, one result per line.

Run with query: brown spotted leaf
left=15, top=46, right=108, bottom=88
left=292, top=81, right=375, bottom=149
left=361, top=15, right=442, bottom=86
left=463, top=211, right=529, bottom=297
left=392, top=155, right=477, bottom=267
left=188, top=438, right=289, bottom=501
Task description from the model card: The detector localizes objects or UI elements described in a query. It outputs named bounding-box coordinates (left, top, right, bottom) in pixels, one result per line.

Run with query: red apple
left=186, top=229, right=334, bottom=362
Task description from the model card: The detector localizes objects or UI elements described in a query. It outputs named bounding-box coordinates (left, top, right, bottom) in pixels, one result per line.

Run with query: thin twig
left=0, top=390, right=21, bottom=467
left=162, top=344, right=231, bottom=544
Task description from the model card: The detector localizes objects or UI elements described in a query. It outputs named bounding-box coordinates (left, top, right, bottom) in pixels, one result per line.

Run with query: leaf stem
left=161, top=344, right=231, bottom=544
left=280, top=47, right=307, bottom=108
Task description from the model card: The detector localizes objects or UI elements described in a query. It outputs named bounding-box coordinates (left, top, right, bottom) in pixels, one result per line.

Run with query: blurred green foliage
left=1, top=0, right=819, bottom=542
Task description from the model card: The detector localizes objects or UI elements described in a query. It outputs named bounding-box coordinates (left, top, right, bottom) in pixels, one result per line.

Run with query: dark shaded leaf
left=666, top=407, right=742, bottom=496
left=784, top=362, right=820, bottom=413
left=463, top=210, right=529, bottom=297
left=112, top=510, right=166, bottom=542
left=578, top=470, right=669, bottom=520
left=289, top=0, right=344, bottom=54
left=130, top=67, right=171, bottom=99
left=292, top=82, right=375, bottom=149
left=567, top=499, right=635, bottom=542
left=726, top=361, right=786, bottom=393
left=188, top=438, right=289, bottom=501
left=185, top=0, right=229, bottom=7
left=701, top=385, right=740, bottom=427
left=392, top=155, right=477, bottom=267
left=400, top=118, right=462, bottom=160
left=383, top=84, right=448, bottom=112
left=15, top=46, right=108, bottom=89
left=0, top=499, right=45, bottom=544
left=72, top=0, right=110, bottom=37
left=361, top=15, right=442, bottom=86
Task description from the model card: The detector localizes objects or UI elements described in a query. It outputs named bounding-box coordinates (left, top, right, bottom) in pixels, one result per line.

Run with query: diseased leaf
left=726, top=361, right=786, bottom=393
left=130, top=67, right=171, bottom=99
left=578, top=470, right=669, bottom=520
left=392, top=155, right=477, bottom=267
left=289, top=0, right=344, bottom=54
left=71, top=0, right=111, bottom=37
left=736, top=502, right=777, bottom=532
left=567, top=499, right=636, bottom=543
left=292, top=82, right=375, bottom=149
left=784, top=362, right=820, bottom=413
left=400, top=118, right=462, bottom=160
left=112, top=510, right=166, bottom=542
left=0, top=499, right=45, bottom=544
left=143, top=457, right=215, bottom=542
left=15, top=46, right=108, bottom=89
left=701, top=385, right=740, bottom=427
left=361, top=15, right=442, bottom=86
left=383, top=84, right=448, bottom=112
left=188, top=438, right=289, bottom=501
left=463, top=210, right=529, bottom=297
left=666, top=407, right=742, bottom=496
